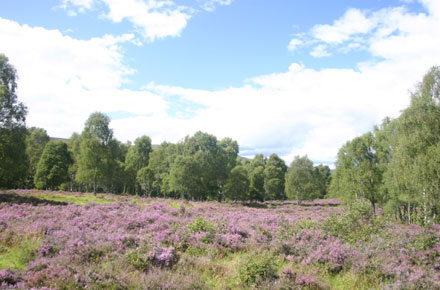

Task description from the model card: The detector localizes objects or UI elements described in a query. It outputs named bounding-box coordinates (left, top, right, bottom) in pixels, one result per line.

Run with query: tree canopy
left=0, top=54, right=28, bottom=188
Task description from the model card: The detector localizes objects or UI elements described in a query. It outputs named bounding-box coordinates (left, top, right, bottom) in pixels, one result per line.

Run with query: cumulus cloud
left=310, top=44, right=331, bottom=58
left=287, top=38, right=303, bottom=52
left=200, top=0, right=234, bottom=12
left=61, top=0, right=192, bottom=41
left=311, top=8, right=376, bottom=44
left=0, top=17, right=167, bottom=138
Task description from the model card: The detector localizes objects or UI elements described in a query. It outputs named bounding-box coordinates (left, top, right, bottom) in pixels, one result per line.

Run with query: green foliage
left=264, top=153, right=287, bottom=200
left=249, top=165, right=265, bottom=201
left=136, top=166, right=155, bottom=196
left=285, top=155, right=319, bottom=204
left=187, top=217, right=215, bottom=234
left=238, top=252, right=278, bottom=285
left=314, top=164, right=331, bottom=198
left=0, top=234, right=40, bottom=269
left=411, top=233, right=437, bottom=251
left=322, top=199, right=385, bottom=244
left=169, top=154, right=205, bottom=200
left=330, top=132, right=383, bottom=215
left=76, top=112, right=117, bottom=195
left=126, top=250, right=149, bottom=271
left=126, top=135, right=152, bottom=194
left=0, top=54, right=28, bottom=188
left=37, top=193, right=114, bottom=204
left=25, top=127, right=50, bottom=187
left=0, top=54, right=27, bottom=129
left=34, top=141, right=72, bottom=190
left=224, top=165, right=249, bottom=201
left=328, top=66, right=440, bottom=224
left=126, top=135, right=152, bottom=172
left=0, top=126, right=27, bottom=188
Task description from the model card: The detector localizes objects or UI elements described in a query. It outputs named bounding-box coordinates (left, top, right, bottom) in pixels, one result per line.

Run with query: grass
left=0, top=234, right=41, bottom=269
left=36, top=193, right=114, bottom=205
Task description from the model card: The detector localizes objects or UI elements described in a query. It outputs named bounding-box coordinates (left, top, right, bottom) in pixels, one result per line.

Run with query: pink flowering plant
left=0, top=190, right=439, bottom=289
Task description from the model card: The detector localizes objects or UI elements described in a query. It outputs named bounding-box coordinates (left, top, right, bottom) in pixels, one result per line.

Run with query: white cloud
left=287, top=38, right=303, bottom=52
left=310, top=44, right=331, bottom=58
left=200, top=0, right=234, bottom=12
left=0, top=17, right=167, bottom=138
left=311, top=8, right=377, bottom=44
left=61, top=0, right=192, bottom=41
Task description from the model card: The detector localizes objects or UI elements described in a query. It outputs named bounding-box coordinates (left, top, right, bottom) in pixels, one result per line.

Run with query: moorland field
left=1, top=190, right=439, bottom=289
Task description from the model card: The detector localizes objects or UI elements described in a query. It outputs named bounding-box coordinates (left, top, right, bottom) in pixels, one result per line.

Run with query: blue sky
left=1, top=0, right=439, bottom=165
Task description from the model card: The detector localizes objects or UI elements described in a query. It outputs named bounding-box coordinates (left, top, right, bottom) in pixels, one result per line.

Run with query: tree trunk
left=423, top=188, right=427, bottom=225
left=93, top=170, right=97, bottom=196
left=371, top=200, right=376, bottom=217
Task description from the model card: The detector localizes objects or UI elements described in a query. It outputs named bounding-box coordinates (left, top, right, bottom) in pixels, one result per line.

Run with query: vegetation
left=0, top=54, right=28, bottom=188
left=330, top=66, right=440, bottom=225
left=0, top=190, right=439, bottom=289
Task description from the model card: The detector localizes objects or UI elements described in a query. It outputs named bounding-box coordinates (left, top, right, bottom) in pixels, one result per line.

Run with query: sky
left=1, top=0, right=440, bottom=166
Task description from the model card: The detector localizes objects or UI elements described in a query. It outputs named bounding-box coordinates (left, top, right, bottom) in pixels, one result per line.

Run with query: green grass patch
left=0, top=235, right=41, bottom=269
left=37, top=193, right=114, bottom=205
left=328, top=270, right=381, bottom=290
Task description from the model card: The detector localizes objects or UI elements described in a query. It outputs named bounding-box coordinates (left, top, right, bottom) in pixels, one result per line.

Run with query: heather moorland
left=1, top=190, right=439, bottom=289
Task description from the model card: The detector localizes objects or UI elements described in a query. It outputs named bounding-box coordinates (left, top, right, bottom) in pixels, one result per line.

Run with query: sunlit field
left=1, top=190, right=439, bottom=289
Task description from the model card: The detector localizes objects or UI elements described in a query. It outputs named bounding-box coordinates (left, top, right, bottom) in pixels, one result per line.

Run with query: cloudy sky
left=1, top=0, right=440, bottom=166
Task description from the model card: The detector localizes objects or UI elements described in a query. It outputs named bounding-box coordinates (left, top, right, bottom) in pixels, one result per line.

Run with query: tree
left=126, top=135, right=152, bottom=172
left=137, top=166, right=155, bottom=196
left=214, top=137, right=239, bottom=201
left=169, top=154, right=205, bottom=200
left=76, top=112, right=115, bottom=195
left=125, top=135, right=152, bottom=194
left=26, top=127, right=50, bottom=187
left=147, top=142, right=180, bottom=197
left=224, top=165, right=249, bottom=201
left=314, top=164, right=331, bottom=198
left=384, top=67, right=440, bottom=224
left=329, top=133, right=383, bottom=215
left=264, top=153, right=287, bottom=200
left=34, top=141, right=72, bottom=190
left=249, top=165, right=265, bottom=202
left=0, top=54, right=28, bottom=188
left=285, top=155, right=318, bottom=205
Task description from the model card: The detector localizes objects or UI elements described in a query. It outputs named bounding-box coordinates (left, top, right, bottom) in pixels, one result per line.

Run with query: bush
left=126, top=250, right=149, bottom=271
left=188, top=217, right=215, bottom=233
left=239, top=252, right=278, bottom=285
left=148, top=246, right=179, bottom=268
left=412, top=232, right=437, bottom=251
left=322, top=198, right=385, bottom=244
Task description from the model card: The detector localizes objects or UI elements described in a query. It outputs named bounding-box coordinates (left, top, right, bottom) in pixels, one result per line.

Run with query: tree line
left=4, top=52, right=440, bottom=223
left=329, top=66, right=440, bottom=225
left=0, top=53, right=331, bottom=202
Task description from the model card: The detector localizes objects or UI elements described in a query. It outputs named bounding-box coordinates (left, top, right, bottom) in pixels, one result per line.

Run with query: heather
left=0, top=191, right=439, bottom=289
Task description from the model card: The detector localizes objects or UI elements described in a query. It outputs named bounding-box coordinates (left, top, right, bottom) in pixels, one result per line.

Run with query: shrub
left=148, top=246, right=179, bottom=268
left=239, top=252, right=278, bottom=285
left=188, top=217, right=215, bottom=233
left=126, top=250, right=149, bottom=271
left=412, top=232, right=437, bottom=251
left=0, top=268, right=20, bottom=286
left=322, top=198, right=385, bottom=244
